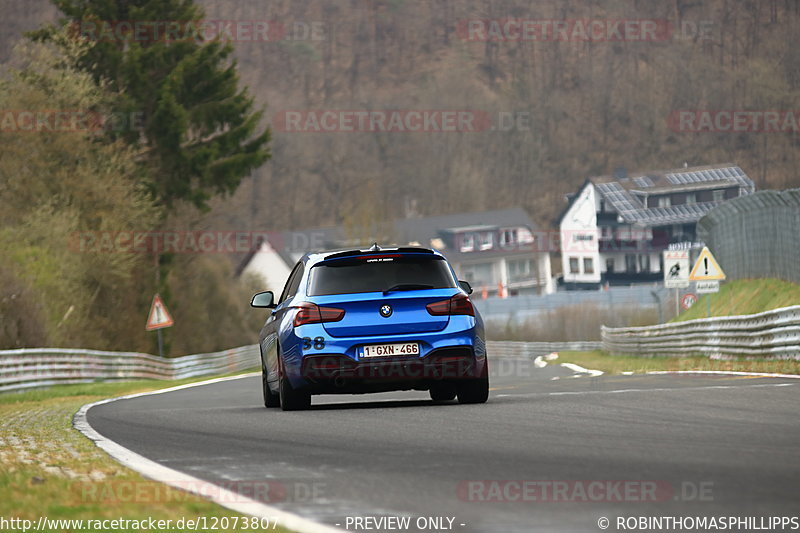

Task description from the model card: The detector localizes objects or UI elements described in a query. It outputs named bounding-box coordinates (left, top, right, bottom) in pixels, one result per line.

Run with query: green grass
left=0, top=378, right=219, bottom=405
left=557, top=350, right=800, bottom=376
left=672, top=278, right=800, bottom=322
left=0, top=370, right=296, bottom=533
left=554, top=279, right=800, bottom=377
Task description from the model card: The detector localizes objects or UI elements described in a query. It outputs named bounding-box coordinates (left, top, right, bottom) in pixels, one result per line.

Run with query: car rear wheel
left=456, top=360, right=489, bottom=404
left=279, top=374, right=311, bottom=411
left=429, top=382, right=457, bottom=402
left=262, top=366, right=280, bottom=408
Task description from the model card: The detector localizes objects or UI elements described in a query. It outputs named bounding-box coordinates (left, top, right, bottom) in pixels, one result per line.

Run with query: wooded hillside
left=4, top=0, right=800, bottom=230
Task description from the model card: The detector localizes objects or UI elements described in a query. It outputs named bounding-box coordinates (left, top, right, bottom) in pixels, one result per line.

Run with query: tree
left=33, top=0, right=271, bottom=210
left=0, top=35, right=159, bottom=349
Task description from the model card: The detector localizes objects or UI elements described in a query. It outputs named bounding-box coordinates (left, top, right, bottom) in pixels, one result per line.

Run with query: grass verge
left=672, top=278, right=800, bottom=322
left=556, top=351, right=800, bottom=376
left=0, top=371, right=295, bottom=533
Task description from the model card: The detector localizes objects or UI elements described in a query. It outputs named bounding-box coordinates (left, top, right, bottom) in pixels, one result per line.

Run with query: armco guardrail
left=0, top=344, right=260, bottom=393
left=0, top=341, right=603, bottom=393
left=601, top=305, right=800, bottom=359
left=487, top=340, right=602, bottom=356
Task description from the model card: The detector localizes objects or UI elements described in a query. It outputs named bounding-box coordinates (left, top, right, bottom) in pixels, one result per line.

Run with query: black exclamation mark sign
left=704, top=257, right=709, bottom=275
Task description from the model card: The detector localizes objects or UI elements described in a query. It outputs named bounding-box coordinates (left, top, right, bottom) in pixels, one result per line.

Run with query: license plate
left=361, top=342, right=419, bottom=358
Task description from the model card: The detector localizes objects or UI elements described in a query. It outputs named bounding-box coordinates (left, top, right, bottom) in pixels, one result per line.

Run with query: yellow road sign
left=688, top=247, right=726, bottom=281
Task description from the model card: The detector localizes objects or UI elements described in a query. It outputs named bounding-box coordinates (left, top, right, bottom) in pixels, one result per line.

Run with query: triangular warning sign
left=146, top=294, right=174, bottom=331
left=688, top=247, right=726, bottom=281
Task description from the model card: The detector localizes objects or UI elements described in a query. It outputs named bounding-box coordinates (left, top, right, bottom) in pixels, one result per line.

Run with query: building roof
left=394, top=207, right=535, bottom=246
left=233, top=226, right=343, bottom=277
left=236, top=208, right=540, bottom=275
left=589, top=164, right=754, bottom=226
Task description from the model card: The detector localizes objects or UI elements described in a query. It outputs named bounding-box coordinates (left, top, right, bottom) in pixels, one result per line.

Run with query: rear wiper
left=383, top=283, right=434, bottom=295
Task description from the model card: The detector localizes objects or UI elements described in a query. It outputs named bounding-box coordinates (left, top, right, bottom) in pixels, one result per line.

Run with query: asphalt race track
left=87, top=356, right=800, bottom=533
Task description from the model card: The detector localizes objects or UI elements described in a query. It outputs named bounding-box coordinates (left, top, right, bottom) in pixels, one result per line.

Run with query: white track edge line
left=73, top=372, right=344, bottom=533
left=646, top=370, right=800, bottom=379
left=495, top=382, right=795, bottom=398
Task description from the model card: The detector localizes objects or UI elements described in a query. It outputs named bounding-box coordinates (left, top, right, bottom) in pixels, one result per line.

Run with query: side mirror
left=458, top=280, right=473, bottom=295
left=250, top=291, right=276, bottom=308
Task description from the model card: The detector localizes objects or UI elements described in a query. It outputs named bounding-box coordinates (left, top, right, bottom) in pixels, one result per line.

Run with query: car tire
left=279, top=374, right=311, bottom=411
left=263, top=366, right=280, bottom=408
left=429, top=382, right=457, bottom=402
left=456, top=360, right=489, bottom=404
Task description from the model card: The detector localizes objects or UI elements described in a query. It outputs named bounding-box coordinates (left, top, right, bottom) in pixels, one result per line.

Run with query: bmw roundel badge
left=380, top=304, right=393, bottom=317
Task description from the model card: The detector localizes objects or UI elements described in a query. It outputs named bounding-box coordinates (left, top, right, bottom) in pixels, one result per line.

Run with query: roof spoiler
left=323, top=246, right=435, bottom=261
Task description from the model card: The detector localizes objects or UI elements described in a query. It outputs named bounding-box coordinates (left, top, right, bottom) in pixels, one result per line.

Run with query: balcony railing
left=598, top=239, right=669, bottom=252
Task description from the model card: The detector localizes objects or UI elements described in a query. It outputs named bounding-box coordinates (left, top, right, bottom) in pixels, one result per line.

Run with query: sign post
left=663, top=250, right=690, bottom=318
left=146, top=293, right=174, bottom=357
left=688, top=247, right=726, bottom=318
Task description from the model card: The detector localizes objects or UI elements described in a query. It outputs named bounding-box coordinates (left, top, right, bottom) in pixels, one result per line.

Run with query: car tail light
left=426, top=293, right=475, bottom=316
left=293, top=302, right=345, bottom=327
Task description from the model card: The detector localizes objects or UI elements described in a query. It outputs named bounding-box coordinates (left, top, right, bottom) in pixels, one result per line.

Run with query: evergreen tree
left=34, top=0, right=271, bottom=209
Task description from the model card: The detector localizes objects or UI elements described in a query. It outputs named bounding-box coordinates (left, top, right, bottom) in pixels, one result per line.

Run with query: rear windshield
left=307, top=255, right=457, bottom=296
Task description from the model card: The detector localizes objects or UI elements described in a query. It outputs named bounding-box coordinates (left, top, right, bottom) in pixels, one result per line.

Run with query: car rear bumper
left=294, top=346, right=486, bottom=394
left=280, top=317, right=486, bottom=392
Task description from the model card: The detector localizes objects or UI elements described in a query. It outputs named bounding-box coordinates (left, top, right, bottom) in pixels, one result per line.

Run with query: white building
left=558, top=164, right=755, bottom=289
left=237, top=208, right=555, bottom=296
left=393, top=209, right=554, bottom=296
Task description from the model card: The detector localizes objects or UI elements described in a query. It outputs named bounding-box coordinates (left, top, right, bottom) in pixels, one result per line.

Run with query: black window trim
left=279, top=262, right=305, bottom=304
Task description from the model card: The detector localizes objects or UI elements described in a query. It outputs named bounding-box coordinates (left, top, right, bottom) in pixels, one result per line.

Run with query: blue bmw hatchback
left=250, top=245, right=489, bottom=410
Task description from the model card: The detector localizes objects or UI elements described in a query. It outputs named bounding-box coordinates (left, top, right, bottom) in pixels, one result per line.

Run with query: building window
left=657, top=196, right=671, bottom=208
left=500, top=229, right=518, bottom=247
left=713, top=189, right=725, bottom=202
left=479, top=232, right=493, bottom=251
left=606, top=258, right=615, bottom=273
left=569, top=257, right=580, bottom=274
left=460, top=234, right=475, bottom=252
left=639, top=254, right=651, bottom=272
left=625, top=254, right=637, bottom=272
left=518, top=228, right=534, bottom=244
left=583, top=257, right=594, bottom=274
left=507, top=259, right=532, bottom=282
left=686, top=193, right=696, bottom=205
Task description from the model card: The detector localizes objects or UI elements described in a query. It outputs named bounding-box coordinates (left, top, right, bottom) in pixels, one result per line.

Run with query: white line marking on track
left=647, top=370, right=800, bottom=379
left=534, top=352, right=559, bottom=368
left=560, top=362, right=604, bottom=377
left=495, top=382, right=795, bottom=399
left=73, top=372, right=344, bottom=533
